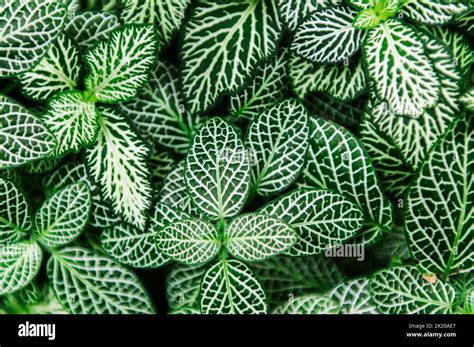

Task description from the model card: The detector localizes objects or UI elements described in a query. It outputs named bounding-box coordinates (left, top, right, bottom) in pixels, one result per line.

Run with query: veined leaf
left=185, top=118, right=251, bottom=220
left=327, top=278, right=377, bottom=314
left=277, top=0, right=342, bottom=30
left=400, top=0, right=468, bottom=25
left=225, top=214, right=297, bottom=261
left=353, top=9, right=382, bottom=29
left=22, top=157, right=61, bottom=175
left=65, top=12, right=120, bottom=51
left=156, top=219, right=220, bottom=266
left=0, top=177, right=31, bottom=244
left=84, top=24, right=157, bottom=103
left=34, top=183, right=91, bottom=248
left=85, top=107, right=153, bottom=230
left=372, top=228, right=411, bottom=263
left=273, top=294, right=339, bottom=314
left=0, top=242, right=42, bottom=295
left=149, top=148, right=176, bottom=186
left=167, top=263, right=207, bottom=311
left=289, top=53, right=366, bottom=101
left=0, top=1, right=66, bottom=76
left=18, top=34, right=80, bottom=102
left=229, top=49, right=289, bottom=121
left=200, top=259, right=267, bottom=314
left=348, top=0, right=377, bottom=9
left=180, top=0, right=281, bottom=115
left=291, top=5, right=365, bottom=64
left=405, top=115, right=473, bottom=276
left=259, top=189, right=364, bottom=256
left=251, top=255, right=345, bottom=307
left=455, top=8, right=473, bottom=36
left=150, top=202, right=191, bottom=231
left=460, top=88, right=474, bottom=111
left=364, top=19, right=440, bottom=117
left=0, top=95, right=56, bottom=169
left=43, top=90, right=99, bottom=156
left=301, top=117, right=393, bottom=244
left=47, top=247, right=155, bottom=314
left=121, top=0, right=191, bottom=49
left=352, top=0, right=401, bottom=29
left=246, top=99, right=309, bottom=196
left=118, top=61, right=197, bottom=154
left=102, top=224, right=169, bottom=269
left=369, top=265, right=457, bottom=314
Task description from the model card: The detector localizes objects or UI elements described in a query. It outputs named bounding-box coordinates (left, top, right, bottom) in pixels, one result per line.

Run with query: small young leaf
left=156, top=219, right=220, bottom=266
left=353, top=9, right=382, bottom=29
left=273, top=294, right=339, bottom=314
left=201, top=259, right=267, bottom=314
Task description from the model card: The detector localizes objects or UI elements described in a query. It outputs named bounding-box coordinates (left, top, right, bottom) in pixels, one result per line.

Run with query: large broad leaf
left=405, top=115, right=473, bottom=277
left=118, top=61, right=198, bottom=154
left=225, top=214, right=297, bottom=261
left=65, top=11, right=121, bottom=51
left=259, top=189, right=364, bottom=256
left=0, top=95, right=56, bottom=169
left=0, top=177, right=31, bottom=244
left=246, top=99, right=309, bottom=196
left=121, top=0, right=191, bottom=49
left=18, top=34, right=80, bottom=102
left=251, top=255, right=345, bottom=307
left=229, top=49, right=289, bottom=121
left=185, top=118, right=251, bottom=220
left=47, top=247, right=154, bottom=314
left=156, top=219, right=220, bottom=266
left=369, top=266, right=457, bottom=314
left=180, top=0, right=281, bottom=115
left=291, top=5, right=365, bottom=64
left=327, top=277, right=377, bottom=314
left=301, top=117, right=393, bottom=245
left=289, top=54, right=366, bottom=101
left=167, top=264, right=207, bottom=312
left=273, top=294, right=339, bottom=314
left=400, top=0, right=468, bottom=25
left=84, top=24, right=157, bottom=103
left=43, top=90, right=99, bottom=156
left=0, top=242, right=42, bottom=295
left=200, top=259, right=267, bottom=314
left=277, top=0, right=342, bottom=30
left=34, top=183, right=91, bottom=248
left=0, top=1, right=66, bottom=76
left=85, top=107, right=153, bottom=230
left=364, top=19, right=440, bottom=117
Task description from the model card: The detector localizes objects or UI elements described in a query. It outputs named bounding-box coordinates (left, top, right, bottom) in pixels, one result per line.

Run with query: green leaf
left=185, top=118, right=251, bottom=220
left=200, top=259, right=267, bottom=314
left=84, top=24, right=157, bottom=103
left=0, top=1, right=66, bottom=76
left=251, top=255, right=345, bottom=307
left=225, top=213, right=297, bottom=261
left=372, top=229, right=411, bottom=263
left=0, top=242, right=42, bottom=295
left=47, top=247, right=155, bottom=314
left=149, top=148, right=176, bottom=186
left=43, top=90, right=99, bottom=156
left=460, top=88, right=474, bottom=111
left=400, top=0, right=468, bottom=25
left=156, top=219, right=220, bottom=266
left=86, top=107, right=153, bottom=230
left=289, top=54, right=366, bottom=101
left=455, top=8, right=474, bottom=36
left=327, top=278, right=377, bottom=314
left=246, top=99, right=309, bottom=195
left=166, top=263, right=207, bottom=311
left=0, top=95, right=56, bottom=169
left=277, top=0, right=342, bottom=30
left=180, top=0, right=281, bottom=115
left=405, top=115, right=473, bottom=277
left=34, top=183, right=91, bottom=248
left=117, top=61, right=197, bottom=154
left=121, top=0, right=191, bottom=49
left=65, top=11, right=121, bottom=51
left=364, top=19, right=440, bottom=117
left=229, top=49, right=289, bottom=121
left=369, top=265, right=457, bottom=314
left=18, top=34, right=80, bottom=102
left=301, top=116, right=393, bottom=245
left=273, top=294, right=339, bottom=314
left=291, top=5, right=365, bottom=64
left=150, top=202, right=192, bottom=231
left=353, top=9, right=383, bottom=29
left=0, top=177, right=31, bottom=244
left=259, top=189, right=364, bottom=255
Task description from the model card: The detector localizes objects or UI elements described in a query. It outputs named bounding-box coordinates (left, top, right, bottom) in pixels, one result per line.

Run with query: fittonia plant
left=0, top=0, right=473, bottom=315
